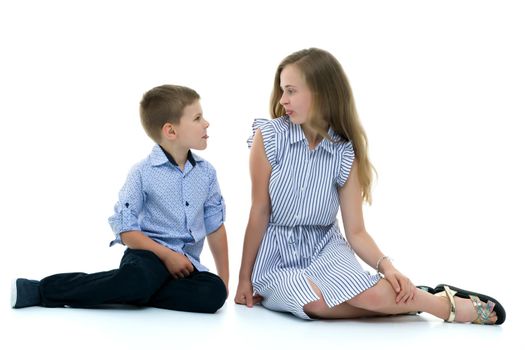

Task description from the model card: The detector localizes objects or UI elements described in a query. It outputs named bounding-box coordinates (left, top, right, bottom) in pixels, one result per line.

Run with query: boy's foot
left=11, top=278, right=41, bottom=308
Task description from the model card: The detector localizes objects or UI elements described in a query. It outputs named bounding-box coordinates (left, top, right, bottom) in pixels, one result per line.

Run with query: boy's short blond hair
left=140, top=85, right=200, bottom=143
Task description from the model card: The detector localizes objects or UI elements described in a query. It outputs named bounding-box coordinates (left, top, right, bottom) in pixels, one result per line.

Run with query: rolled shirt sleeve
left=203, top=164, right=225, bottom=234
left=108, top=164, right=144, bottom=245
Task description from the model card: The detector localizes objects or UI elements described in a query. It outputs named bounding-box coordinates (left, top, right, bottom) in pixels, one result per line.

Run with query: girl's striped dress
left=248, top=116, right=381, bottom=320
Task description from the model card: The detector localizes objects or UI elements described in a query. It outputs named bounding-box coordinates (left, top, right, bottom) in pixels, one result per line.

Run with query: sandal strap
left=470, top=295, right=496, bottom=325
left=436, top=285, right=457, bottom=322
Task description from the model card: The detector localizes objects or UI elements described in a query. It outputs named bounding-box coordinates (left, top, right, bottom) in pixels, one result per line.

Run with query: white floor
left=3, top=292, right=522, bottom=350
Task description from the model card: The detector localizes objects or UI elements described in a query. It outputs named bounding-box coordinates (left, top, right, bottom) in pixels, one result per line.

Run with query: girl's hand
left=235, top=279, right=263, bottom=307
left=382, top=268, right=416, bottom=303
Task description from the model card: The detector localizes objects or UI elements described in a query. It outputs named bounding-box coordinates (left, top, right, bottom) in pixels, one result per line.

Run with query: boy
left=12, top=85, right=229, bottom=313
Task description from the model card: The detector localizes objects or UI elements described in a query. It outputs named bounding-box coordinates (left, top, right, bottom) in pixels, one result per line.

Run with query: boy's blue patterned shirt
left=108, top=145, right=225, bottom=271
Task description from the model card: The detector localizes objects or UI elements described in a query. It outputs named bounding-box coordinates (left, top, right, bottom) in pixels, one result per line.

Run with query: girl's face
left=279, top=64, right=312, bottom=125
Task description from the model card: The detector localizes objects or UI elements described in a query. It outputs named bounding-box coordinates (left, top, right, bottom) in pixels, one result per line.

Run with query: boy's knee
left=116, top=262, right=164, bottom=304
left=194, top=273, right=227, bottom=313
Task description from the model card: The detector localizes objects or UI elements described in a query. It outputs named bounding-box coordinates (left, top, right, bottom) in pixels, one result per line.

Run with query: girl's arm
left=235, top=129, right=271, bottom=307
left=339, top=161, right=415, bottom=303
left=207, top=224, right=230, bottom=291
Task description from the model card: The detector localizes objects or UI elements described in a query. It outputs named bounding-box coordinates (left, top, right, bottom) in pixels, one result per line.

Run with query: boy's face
left=173, top=100, right=209, bottom=150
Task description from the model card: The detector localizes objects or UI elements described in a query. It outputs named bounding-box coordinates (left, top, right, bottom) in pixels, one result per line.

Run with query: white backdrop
left=1, top=0, right=524, bottom=334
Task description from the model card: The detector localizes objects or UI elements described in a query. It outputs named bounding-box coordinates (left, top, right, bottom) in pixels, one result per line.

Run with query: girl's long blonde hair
left=270, top=48, right=375, bottom=204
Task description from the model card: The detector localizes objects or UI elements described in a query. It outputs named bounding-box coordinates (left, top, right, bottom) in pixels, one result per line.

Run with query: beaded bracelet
left=375, top=255, right=391, bottom=276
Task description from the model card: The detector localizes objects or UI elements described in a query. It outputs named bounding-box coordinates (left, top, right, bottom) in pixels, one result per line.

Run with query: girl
left=234, top=48, right=505, bottom=324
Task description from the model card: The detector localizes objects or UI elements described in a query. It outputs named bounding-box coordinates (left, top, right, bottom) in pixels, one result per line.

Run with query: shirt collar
left=289, top=122, right=342, bottom=155
left=150, top=144, right=202, bottom=167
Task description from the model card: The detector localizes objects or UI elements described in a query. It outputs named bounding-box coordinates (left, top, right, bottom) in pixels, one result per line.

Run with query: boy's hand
left=235, top=279, right=263, bottom=307
left=163, top=251, right=194, bottom=279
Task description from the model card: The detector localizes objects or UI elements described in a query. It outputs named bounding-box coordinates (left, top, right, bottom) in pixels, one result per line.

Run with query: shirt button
left=185, top=201, right=189, bottom=206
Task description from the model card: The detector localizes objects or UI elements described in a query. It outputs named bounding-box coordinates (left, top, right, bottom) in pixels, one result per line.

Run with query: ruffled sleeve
left=336, top=141, right=356, bottom=187
left=247, top=118, right=277, bottom=167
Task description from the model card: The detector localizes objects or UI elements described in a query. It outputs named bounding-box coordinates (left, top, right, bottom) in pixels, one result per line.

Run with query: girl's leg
left=303, top=279, right=385, bottom=319
left=348, top=279, right=449, bottom=318
left=305, top=278, right=497, bottom=323
left=348, top=279, right=497, bottom=323
left=40, top=249, right=170, bottom=307
left=147, top=271, right=227, bottom=313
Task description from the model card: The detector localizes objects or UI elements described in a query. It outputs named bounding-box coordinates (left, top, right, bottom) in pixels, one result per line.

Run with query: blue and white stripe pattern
left=248, top=116, right=380, bottom=319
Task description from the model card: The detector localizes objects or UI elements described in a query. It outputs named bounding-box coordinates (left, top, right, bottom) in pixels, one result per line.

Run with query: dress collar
left=289, top=120, right=343, bottom=155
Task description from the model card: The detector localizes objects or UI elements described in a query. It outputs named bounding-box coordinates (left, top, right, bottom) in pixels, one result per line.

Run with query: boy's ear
left=161, top=122, right=177, bottom=140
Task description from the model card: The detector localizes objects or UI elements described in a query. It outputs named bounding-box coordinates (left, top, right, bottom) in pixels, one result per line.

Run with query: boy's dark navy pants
left=39, top=249, right=227, bottom=313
